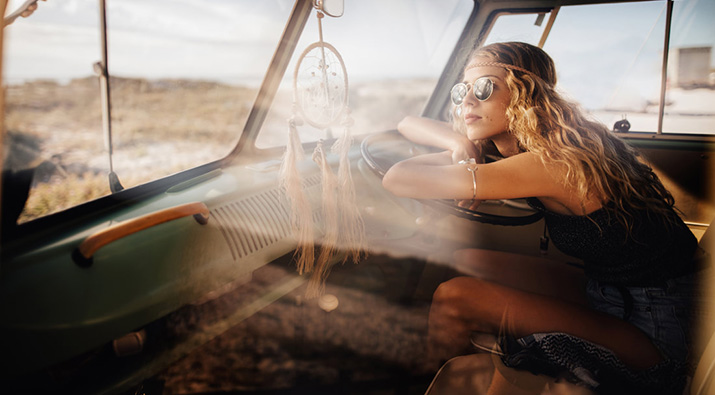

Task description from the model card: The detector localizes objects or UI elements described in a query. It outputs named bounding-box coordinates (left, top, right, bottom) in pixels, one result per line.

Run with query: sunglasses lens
left=451, top=83, right=468, bottom=105
left=473, top=77, right=493, bottom=101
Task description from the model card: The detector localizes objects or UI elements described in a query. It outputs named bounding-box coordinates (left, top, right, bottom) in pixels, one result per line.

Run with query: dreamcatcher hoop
left=292, top=41, right=349, bottom=129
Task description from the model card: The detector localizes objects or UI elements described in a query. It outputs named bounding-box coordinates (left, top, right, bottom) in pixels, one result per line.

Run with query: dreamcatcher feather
left=308, top=140, right=340, bottom=296
left=279, top=114, right=315, bottom=275
left=332, top=113, right=367, bottom=264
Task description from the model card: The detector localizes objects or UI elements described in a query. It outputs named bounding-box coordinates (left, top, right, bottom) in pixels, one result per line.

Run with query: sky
left=3, top=0, right=714, bottom=111
left=2, top=0, right=469, bottom=85
left=3, top=0, right=295, bottom=83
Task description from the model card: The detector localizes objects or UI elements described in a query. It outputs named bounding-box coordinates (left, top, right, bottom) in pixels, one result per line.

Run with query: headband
left=465, top=61, right=539, bottom=80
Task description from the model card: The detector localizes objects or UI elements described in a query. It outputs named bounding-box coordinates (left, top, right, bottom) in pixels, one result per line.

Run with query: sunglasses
left=450, top=77, right=494, bottom=105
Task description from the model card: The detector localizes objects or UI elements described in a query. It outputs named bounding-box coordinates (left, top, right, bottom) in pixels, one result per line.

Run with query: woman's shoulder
left=491, top=154, right=600, bottom=214
left=526, top=196, right=605, bottom=217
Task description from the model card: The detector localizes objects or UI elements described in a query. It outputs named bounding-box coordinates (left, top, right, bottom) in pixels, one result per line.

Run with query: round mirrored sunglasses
left=450, top=77, right=494, bottom=106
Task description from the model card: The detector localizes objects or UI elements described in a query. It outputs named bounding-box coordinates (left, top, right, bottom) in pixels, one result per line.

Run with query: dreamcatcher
left=280, top=1, right=366, bottom=297
left=293, top=40, right=347, bottom=130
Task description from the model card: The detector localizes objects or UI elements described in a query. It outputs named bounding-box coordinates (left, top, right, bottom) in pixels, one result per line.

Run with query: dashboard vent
left=213, top=174, right=322, bottom=260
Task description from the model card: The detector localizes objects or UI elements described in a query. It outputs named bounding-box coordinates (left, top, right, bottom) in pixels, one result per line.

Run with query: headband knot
left=465, top=61, right=540, bottom=80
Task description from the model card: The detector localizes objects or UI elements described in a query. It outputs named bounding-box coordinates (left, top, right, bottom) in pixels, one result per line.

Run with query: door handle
left=73, top=202, right=209, bottom=267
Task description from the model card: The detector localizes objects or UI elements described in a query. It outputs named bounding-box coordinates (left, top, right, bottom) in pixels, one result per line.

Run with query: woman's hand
left=450, top=140, right=480, bottom=164
left=457, top=198, right=482, bottom=211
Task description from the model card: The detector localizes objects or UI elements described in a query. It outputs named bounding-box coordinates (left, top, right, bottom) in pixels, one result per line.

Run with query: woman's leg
left=428, top=276, right=663, bottom=370
left=428, top=249, right=588, bottom=364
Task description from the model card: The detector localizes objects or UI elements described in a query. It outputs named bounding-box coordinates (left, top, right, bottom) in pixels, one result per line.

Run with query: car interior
left=1, top=0, right=713, bottom=394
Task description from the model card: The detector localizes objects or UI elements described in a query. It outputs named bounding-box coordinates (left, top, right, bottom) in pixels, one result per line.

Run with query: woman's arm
left=382, top=151, right=565, bottom=202
left=397, top=116, right=478, bottom=163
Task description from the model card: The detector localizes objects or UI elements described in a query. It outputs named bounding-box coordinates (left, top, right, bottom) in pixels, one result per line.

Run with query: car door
left=0, top=0, right=308, bottom=387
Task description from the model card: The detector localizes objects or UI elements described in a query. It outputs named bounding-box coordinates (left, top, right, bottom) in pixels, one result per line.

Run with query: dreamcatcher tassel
left=331, top=113, right=367, bottom=264
left=279, top=116, right=315, bottom=275
left=307, top=140, right=340, bottom=297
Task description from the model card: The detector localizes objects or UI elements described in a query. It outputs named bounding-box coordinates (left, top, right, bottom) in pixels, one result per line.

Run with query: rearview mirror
left=314, top=0, right=343, bottom=17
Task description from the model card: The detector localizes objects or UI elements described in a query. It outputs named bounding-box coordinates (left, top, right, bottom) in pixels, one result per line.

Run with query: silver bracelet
left=458, top=158, right=478, bottom=200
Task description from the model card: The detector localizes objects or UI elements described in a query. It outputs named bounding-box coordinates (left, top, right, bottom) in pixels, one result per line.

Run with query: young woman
left=382, top=42, right=703, bottom=394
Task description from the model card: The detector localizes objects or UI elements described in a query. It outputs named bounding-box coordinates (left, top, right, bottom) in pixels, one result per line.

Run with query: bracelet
left=458, top=158, right=478, bottom=200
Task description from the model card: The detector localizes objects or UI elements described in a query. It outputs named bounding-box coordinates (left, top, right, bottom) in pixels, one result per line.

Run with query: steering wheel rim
left=360, top=130, right=544, bottom=226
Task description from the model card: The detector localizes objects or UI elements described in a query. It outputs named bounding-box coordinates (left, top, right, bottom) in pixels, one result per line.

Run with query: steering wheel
left=360, top=130, right=544, bottom=226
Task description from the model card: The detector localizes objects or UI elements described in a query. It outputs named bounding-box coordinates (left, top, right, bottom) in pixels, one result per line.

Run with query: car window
left=484, top=1, right=715, bottom=136
left=543, top=2, right=667, bottom=133
left=255, top=0, right=474, bottom=148
left=2, top=0, right=292, bottom=224
left=663, top=0, right=715, bottom=134
left=484, top=11, right=554, bottom=47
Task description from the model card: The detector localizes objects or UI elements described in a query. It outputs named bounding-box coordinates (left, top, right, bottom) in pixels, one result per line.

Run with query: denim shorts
left=586, top=271, right=703, bottom=363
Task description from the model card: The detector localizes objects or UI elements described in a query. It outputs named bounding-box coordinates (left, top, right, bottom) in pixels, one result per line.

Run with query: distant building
left=669, top=46, right=712, bottom=88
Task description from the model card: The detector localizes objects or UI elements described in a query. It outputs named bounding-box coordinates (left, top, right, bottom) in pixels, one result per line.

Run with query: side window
left=484, top=2, right=669, bottom=134
left=256, top=0, right=474, bottom=148
left=3, top=1, right=103, bottom=223
left=663, top=0, right=715, bottom=135
left=544, top=2, right=665, bottom=132
left=3, top=1, right=291, bottom=224
left=542, top=2, right=667, bottom=134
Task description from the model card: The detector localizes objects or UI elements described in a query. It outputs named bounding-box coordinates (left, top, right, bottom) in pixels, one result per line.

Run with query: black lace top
left=527, top=198, right=698, bottom=286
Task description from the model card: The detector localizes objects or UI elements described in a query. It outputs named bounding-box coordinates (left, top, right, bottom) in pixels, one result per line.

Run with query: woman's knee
left=433, top=276, right=485, bottom=305
left=430, top=277, right=503, bottom=338
left=431, top=277, right=498, bottom=324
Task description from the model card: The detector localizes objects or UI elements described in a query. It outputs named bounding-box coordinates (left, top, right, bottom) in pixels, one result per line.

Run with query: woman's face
left=459, top=58, right=511, bottom=142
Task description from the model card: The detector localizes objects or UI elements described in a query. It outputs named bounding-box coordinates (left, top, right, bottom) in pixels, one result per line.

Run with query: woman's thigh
left=452, top=249, right=588, bottom=306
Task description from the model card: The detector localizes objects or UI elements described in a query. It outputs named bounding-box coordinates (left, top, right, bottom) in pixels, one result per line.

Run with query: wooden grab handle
left=73, top=202, right=209, bottom=267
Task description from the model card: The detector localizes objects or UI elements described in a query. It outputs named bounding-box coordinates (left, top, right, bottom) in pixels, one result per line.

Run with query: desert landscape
left=3, top=75, right=431, bottom=224
left=3, top=76, right=253, bottom=222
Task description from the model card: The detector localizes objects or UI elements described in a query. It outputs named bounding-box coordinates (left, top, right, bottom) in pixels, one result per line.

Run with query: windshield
left=256, top=0, right=473, bottom=147
left=3, top=0, right=292, bottom=222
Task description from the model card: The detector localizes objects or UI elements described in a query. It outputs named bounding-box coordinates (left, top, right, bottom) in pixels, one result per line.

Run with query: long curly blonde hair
left=462, top=42, right=676, bottom=228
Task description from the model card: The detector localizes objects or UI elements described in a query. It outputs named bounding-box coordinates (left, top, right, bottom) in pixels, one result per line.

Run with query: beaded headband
left=465, top=61, right=539, bottom=80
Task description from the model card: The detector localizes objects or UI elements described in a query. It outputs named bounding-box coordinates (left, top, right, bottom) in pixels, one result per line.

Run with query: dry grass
left=5, top=77, right=256, bottom=148
left=19, top=172, right=110, bottom=221
left=4, top=76, right=258, bottom=223
left=109, top=77, right=255, bottom=144
left=4, top=76, right=432, bottom=223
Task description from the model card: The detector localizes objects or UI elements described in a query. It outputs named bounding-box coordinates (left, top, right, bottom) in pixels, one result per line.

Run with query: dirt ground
left=152, top=253, right=451, bottom=395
